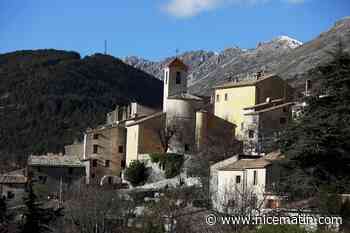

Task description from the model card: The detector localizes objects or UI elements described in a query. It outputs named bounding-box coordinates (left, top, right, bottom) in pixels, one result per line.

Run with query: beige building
left=125, top=112, right=166, bottom=166
left=213, top=74, right=294, bottom=137
left=195, top=110, right=239, bottom=153
left=83, top=124, right=126, bottom=185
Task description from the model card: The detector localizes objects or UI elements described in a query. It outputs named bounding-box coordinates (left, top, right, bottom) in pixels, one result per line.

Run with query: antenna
left=104, top=40, right=107, bottom=55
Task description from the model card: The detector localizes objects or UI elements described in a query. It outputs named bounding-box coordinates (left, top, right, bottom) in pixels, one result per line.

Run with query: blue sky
left=0, top=0, right=349, bottom=61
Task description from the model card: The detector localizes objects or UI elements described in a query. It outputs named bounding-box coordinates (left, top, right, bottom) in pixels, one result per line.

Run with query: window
left=236, top=175, right=241, bottom=184
left=68, top=167, right=73, bottom=175
left=248, top=130, right=254, bottom=139
left=108, top=177, right=113, bottom=184
left=105, top=160, right=110, bottom=168
left=253, top=170, right=258, bottom=185
left=224, top=93, right=228, bottom=101
left=216, top=94, right=220, bottom=102
left=185, top=144, right=190, bottom=152
left=92, top=159, right=97, bottom=167
left=93, top=134, right=99, bottom=140
left=93, top=144, right=98, bottom=154
left=91, top=173, right=95, bottom=178
left=282, top=107, right=287, bottom=113
left=176, top=72, right=181, bottom=84
left=118, top=145, right=124, bottom=153
left=280, top=117, right=287, bottom=124
left=121, top=160, right=126, bottom=169
left=241, top=122, right=244, bottom=131
left=7, top=191, right=14, bottom=199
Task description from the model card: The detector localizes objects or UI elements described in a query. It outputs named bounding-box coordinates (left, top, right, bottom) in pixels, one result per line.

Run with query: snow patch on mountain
left=273, top=36, right=303, bottom=49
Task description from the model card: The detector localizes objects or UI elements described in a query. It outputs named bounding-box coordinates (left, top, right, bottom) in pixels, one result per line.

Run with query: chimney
left=256, top=71, right=263, bottom=80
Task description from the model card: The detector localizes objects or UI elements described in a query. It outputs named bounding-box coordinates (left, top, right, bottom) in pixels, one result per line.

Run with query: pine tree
left=20, top=183, right=61, bottom=233
left=0, top=196, right=7, bottom=224
left=280, top=43, right=350, bottom=197
left=0, top=197, right=13, bottom=233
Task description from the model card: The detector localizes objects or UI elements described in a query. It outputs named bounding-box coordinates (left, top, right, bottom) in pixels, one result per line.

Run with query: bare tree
left=186, top=125, right=242, bottom=204
left=62, top=186, right=137, bottom=233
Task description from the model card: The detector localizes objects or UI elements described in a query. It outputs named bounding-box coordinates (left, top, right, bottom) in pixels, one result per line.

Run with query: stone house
left=213, top=152, right=282, bottom=213
left=242, top=99, right=294, bottom=155
left=27, top=155, right=86, bottom=197
left=0, top=169, right=28, bottom=206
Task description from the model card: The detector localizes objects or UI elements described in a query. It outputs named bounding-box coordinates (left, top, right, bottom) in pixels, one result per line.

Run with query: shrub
left=149, top=153, right=163, bottom=163
left=149, top=153, right=184, bottom=179
left=163, top=153, right=184, bottom=178
left=124, top=160, right=148, bottom=186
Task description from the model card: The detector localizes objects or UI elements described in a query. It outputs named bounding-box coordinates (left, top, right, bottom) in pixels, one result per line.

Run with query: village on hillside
left=1, top=56, right=349, bottom=233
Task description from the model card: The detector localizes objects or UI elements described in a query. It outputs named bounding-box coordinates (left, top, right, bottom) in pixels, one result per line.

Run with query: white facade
left=214, top=159, right=271, bottom=213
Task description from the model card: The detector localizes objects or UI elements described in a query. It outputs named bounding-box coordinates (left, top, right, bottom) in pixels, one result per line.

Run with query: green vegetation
left=279, top=46, right=350, bottom=199
left=19, top=183, right=62, bottom=233
left=0, top=50, right=162, bottom=161
left=0, top=196, right=12, bottom=230
left=150, top=153, right=184, bottom=178
left=124, top=160, right=148, bottom=186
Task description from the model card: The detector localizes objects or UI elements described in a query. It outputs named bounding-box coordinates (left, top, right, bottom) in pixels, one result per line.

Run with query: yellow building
left=213, top=74, right=293, bottom=136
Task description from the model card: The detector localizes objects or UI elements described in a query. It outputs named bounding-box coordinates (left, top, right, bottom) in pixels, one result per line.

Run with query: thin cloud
left=162, top=0, right=306, bottom=18
left=162, top=0, right=224, bottom=18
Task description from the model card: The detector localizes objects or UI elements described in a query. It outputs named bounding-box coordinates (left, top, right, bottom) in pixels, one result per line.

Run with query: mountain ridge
left=124, top=17, right=350, bottom=95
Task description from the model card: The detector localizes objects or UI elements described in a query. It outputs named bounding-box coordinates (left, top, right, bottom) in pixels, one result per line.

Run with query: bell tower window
left=176, top=72, right=181, bottom=84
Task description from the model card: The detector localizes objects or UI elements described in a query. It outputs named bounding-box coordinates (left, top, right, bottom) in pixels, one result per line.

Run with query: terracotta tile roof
left=168, top=93, right=203, bottom=101
left=219, top=158, right=271, bottom=171
left=166, top=58, right=188, bottom=71
left=244, top=102, right=294, bottom=115
left=28, top=155, right=85, bottom=168
left=213, top=73, right=278, bottom=89
left=126, top=112, right=165, bottom=127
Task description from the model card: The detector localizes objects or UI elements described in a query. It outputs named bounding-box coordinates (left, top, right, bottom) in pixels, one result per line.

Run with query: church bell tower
left=163, top=58, right=188, bottom=112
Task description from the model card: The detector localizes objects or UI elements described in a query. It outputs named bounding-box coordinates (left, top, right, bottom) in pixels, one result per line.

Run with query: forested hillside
left=0, top=50, right=163, bottom=160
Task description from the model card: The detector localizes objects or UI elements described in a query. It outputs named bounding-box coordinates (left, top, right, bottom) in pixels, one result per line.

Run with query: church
left=125, top=58, right=237, bottom=166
